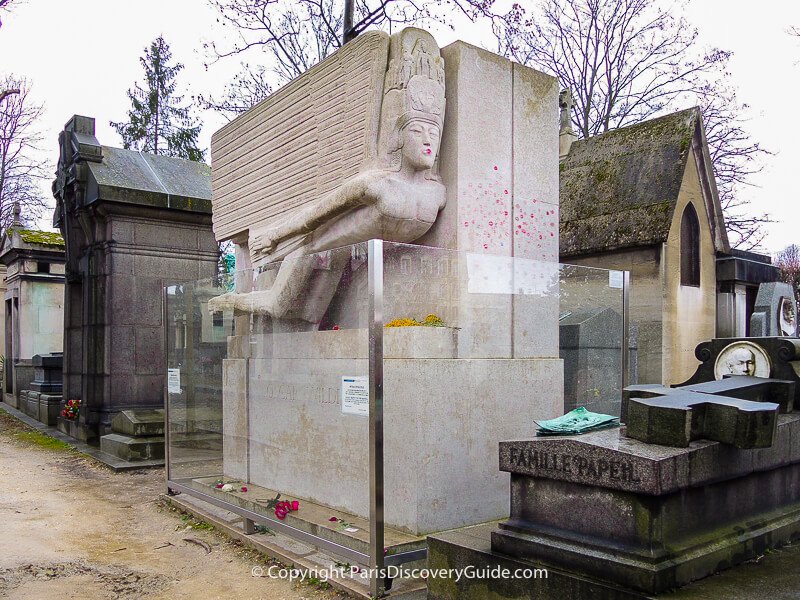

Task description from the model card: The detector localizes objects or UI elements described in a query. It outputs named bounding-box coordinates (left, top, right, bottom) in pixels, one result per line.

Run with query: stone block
left=427, top=525, right=644, bottom=600
left=492, top=419, right=800, bottom=594
left=111, top=409, right=165, bottom=436
left=749, top=281, right=797, bottom=337
left=222, top=359, right=249, bottom=482
left=37, top=393, right=62, bottom=426
left=243, top=338, right=563, bottom=534
left=100, top=433, right=165, bottom=461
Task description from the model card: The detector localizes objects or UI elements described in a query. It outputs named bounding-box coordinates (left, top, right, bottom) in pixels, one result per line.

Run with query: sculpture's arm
left=250, top=172, right=378, bottom=257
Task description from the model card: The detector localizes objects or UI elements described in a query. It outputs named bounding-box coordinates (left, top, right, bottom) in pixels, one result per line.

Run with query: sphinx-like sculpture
left=209, top=29, right=446, bottom=322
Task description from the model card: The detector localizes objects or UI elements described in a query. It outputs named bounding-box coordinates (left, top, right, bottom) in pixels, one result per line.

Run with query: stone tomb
left=750, top=281, right=797, bottom=337
left=21, top=352, right=63, bottom=426
left=53, top=115, right=218, bottom=445
left=221, top=249, right=564, bottom=535
left=207, top=28, right=564, bottom=536
left=428, top=339, right=800, bottom=598
left=559, top=307, right=627, bottom=416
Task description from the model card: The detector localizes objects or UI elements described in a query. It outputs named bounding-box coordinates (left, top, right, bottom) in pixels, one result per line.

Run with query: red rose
left=241, top=486, right=248, bottom=492
left=332, top=325, right=340, bottom=330
left=329, top=517, right=338, bottom=522
left=275, top=507, right=287, bottom=520
left=215, top=483, right=223, bottom=489
left=291, top=500, right=299, bottom=511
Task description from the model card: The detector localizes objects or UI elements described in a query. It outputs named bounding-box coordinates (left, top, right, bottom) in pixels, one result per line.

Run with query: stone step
left=111, top=409, right=165, bottom=436
left=189, top=476, right=425, bottom=560
left=100, top=433, right=165, bottom=462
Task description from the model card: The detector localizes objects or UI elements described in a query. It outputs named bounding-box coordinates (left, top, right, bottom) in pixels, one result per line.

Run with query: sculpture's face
left=728, top=349, right=756, bottom=376
left=401, top=119, right=441, bottom=171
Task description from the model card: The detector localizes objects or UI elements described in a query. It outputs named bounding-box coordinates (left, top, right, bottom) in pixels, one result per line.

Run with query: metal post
left=343, top=0, right=355, bottom=44
left=162, top=285, right=172, bottom=486
left=621, top=271, right=631, bottom=392
left=368, top=239, right=385, bottom=598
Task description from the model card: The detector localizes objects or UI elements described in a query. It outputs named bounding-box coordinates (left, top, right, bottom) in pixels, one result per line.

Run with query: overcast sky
left=1, top=0, right=798, bottom=254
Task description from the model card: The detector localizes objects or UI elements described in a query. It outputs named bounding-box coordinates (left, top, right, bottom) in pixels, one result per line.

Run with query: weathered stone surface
left=500, top=414, right=800, bottom=495
left=100, top=433, right=165, bottom=461
left=110, top=409, right=164, bottom=437
left=492, top=413, right=800, bottom=594
left=427, top=524, right=645, bottom=600
left=750, top=281, right=797, bottom=337
left=626, top=389, right=779, bottom=449
left=37, top=393, right=62, bottom=426
left=560, top=307, right=624, bottom=415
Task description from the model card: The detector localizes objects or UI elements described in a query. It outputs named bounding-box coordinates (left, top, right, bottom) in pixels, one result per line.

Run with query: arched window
left=680, top=203, right=700, bottom=287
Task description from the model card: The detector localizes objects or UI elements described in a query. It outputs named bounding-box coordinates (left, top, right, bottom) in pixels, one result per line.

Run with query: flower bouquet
left=61, top=399, right=81, bottom=420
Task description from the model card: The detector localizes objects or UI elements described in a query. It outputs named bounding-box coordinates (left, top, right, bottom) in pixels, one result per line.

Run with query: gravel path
left=0, top=408, right=348, bottom=600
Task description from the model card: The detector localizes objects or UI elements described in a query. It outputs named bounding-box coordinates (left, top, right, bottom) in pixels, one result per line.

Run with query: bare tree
left=0, top=0, right=16, bottom=29
left=700, top=84, right=770, bottom=249
left=775, top=244, right=800, bottom=301
left=494, top=0, right=768, bottom=249
left=202, top=0, right=507, bottom=119
left=0, top=76, right=50, bottom=234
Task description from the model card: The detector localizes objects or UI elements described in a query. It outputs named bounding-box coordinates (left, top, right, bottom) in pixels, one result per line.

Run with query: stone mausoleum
left=559, top=107, right=729, bottom=386
left=53, top=115, right=218, bottom=448
left=0, top=218, right=65, bottom=410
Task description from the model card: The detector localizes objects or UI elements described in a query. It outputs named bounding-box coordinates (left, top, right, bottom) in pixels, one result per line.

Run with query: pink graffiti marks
left=461, top=165, right=559, bottom=261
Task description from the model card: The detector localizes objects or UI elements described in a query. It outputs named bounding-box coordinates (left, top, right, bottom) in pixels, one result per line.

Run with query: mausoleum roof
left=15, top=229, right=65, bottom=247
left=85, top=147, right=212, bottom=212
left=560, top=107, right=712, bottom=257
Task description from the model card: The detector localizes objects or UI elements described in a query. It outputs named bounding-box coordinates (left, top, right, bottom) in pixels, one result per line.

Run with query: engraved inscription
left=508, top=446, right=642, bottom=483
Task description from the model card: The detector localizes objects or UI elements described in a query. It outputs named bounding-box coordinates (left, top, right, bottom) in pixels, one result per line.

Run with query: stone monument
left=0, top=218, right=65, bottom=410
left=193, top=28, right=563, bottom=536
left=428, top=338, right=800, bottom=599
left=53, top=115, right=218, bottom=445
left=750, top=281, right=797, bottom=337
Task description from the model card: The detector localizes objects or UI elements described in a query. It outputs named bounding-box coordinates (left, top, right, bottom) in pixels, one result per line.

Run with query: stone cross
left=558, top=88, right=573, bottom=134
left=624, top=375, right=795, bottom=448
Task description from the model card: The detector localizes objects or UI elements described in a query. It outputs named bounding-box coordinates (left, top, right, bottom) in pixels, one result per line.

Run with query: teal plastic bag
left=535, top=407, right=619, bottom=436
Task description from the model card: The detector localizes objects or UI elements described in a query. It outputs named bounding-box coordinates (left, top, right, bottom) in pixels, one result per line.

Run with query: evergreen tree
left=111, top=36, right=204, bottom=161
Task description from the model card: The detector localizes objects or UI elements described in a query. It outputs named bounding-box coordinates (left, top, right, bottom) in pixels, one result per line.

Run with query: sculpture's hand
left=250, top=228, right=278, bottom=256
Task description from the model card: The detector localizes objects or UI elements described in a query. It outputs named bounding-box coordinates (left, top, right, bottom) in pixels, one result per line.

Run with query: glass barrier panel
left=165, top=240, right=628, bottom=577
left=167, top=243, right=372, bottom=568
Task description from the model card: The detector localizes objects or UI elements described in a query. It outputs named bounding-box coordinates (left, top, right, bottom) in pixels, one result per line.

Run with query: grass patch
left=0, top=407, right=76, bottom=452
left=180, top=512, right=215, bottom=531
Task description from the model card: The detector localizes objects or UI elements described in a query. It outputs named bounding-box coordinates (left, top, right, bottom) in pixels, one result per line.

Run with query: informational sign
left=609, top=270, right=624, bottom=289
left=341, top=376, right=369, bottom=416
left=167, top=369, right=181, bottom=393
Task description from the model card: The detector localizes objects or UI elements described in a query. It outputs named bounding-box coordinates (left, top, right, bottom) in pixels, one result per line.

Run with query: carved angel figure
left=208, top=31, right=446, bottom=322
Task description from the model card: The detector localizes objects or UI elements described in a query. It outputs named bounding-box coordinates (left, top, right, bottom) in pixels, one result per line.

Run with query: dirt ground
left=0, top=409, right=348, bottom=600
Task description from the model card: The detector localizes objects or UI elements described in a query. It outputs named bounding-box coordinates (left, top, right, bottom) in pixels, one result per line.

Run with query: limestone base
left=222, top=331, right=563, bottom=535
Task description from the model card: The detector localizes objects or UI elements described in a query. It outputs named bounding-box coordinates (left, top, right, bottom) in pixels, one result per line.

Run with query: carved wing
left=210, top=31, right=391, bottom=243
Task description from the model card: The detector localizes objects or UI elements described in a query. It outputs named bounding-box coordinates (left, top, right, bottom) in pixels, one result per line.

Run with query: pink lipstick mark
left=424, top=149, right=432, bottom=155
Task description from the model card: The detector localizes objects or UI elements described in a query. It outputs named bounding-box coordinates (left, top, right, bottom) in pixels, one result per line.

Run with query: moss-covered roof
left=11, top=228, right=65, bottom=247
left=559, top=107, right=700, bottom=257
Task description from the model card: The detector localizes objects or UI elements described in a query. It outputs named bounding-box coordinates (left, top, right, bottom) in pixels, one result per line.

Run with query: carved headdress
left=379, top=29, right=446, bottom=173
